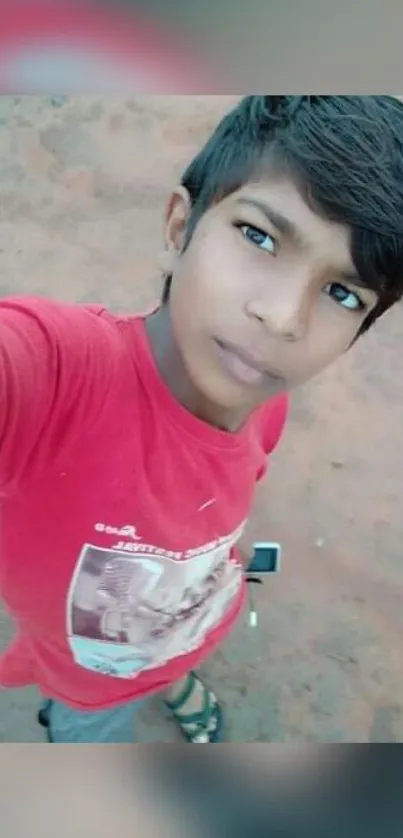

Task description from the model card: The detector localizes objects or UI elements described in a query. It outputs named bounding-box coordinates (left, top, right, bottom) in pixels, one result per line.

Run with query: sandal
left=37, top=699, right=54, bottom=742
left=164, top=671, right=223, bottom=743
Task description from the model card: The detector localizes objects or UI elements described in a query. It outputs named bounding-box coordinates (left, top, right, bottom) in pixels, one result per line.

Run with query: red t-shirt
left=0, top=298, right=288, bottom=710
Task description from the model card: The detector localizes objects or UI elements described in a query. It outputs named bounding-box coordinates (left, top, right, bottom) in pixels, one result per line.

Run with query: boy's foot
left=37, top=677, right=223, bottom=744
left=164, top=671, right=223, bottom=743
left=37, top=700, right=54, bottom=742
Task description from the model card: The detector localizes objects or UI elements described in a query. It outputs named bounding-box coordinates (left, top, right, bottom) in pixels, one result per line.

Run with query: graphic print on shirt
left=66, top=524, right=244, bottom=678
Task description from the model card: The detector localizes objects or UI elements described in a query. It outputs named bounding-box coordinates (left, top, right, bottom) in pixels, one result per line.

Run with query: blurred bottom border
left=1, top=744, right=402, bottom=838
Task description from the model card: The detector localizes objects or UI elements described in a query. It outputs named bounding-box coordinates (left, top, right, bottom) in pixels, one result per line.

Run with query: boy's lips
left=213, top=338, right=283, bottom=388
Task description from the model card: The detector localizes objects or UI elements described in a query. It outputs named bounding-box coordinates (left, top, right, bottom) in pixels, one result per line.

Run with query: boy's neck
left=145, top=307, right=249, bottom=433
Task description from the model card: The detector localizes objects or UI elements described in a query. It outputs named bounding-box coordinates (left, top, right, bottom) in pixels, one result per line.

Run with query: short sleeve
left=255, top=393, right=288, bottom=481
left=0, top=296, right=123, bottom=492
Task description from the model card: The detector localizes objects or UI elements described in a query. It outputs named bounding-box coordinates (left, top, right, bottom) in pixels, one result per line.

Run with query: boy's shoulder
left=254, top=392, right=289, bottom=456
left=0, top=295, right=141, bottom=353
left=0, top=297, right=140, bottom=490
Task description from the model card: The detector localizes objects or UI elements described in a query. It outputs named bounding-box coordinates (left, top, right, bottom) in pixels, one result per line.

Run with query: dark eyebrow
left=235, top=197, right=305, bottom=246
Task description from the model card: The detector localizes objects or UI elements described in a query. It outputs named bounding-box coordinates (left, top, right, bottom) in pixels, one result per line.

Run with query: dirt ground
left=1, top=95, right=403, bottom=742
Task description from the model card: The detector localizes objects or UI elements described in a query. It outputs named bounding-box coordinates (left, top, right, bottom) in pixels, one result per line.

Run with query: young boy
left=1, top=95, right=403, bottom=743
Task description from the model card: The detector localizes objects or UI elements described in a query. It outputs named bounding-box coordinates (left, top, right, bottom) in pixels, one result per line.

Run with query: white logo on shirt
left=94, top=523, right=141, bottom=541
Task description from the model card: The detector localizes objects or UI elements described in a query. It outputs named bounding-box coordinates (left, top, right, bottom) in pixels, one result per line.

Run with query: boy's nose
left=246, top=285, right=311, bottom=342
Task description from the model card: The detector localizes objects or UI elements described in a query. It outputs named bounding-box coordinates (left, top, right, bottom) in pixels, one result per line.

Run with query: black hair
left=162, top=95, right=403, bottom=334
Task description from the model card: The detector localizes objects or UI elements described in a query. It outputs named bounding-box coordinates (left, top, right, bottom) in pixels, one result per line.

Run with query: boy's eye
left=239, top=224, right=277, bottom=255
left=324, top=282, right=365, bottom=312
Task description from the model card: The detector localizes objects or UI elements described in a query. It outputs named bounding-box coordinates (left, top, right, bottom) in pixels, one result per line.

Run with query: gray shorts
left=43, top=698, right=145, bottom=743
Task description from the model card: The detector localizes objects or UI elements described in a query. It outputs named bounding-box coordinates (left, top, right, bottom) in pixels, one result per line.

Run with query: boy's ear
left=159, top=187, right=192, bottom=274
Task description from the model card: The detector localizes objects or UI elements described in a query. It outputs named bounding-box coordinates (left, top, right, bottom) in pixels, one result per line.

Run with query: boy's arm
left=236, top=484, right=268, bottom=570
left=237, top=394, right=289, bottom=570
left=237, top=531, right=256, bottom=570
left=0, top=297, right=121, bottom=491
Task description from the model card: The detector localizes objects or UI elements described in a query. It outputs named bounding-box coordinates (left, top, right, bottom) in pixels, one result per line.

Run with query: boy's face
left=163, top=176, right=379, bottom=415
